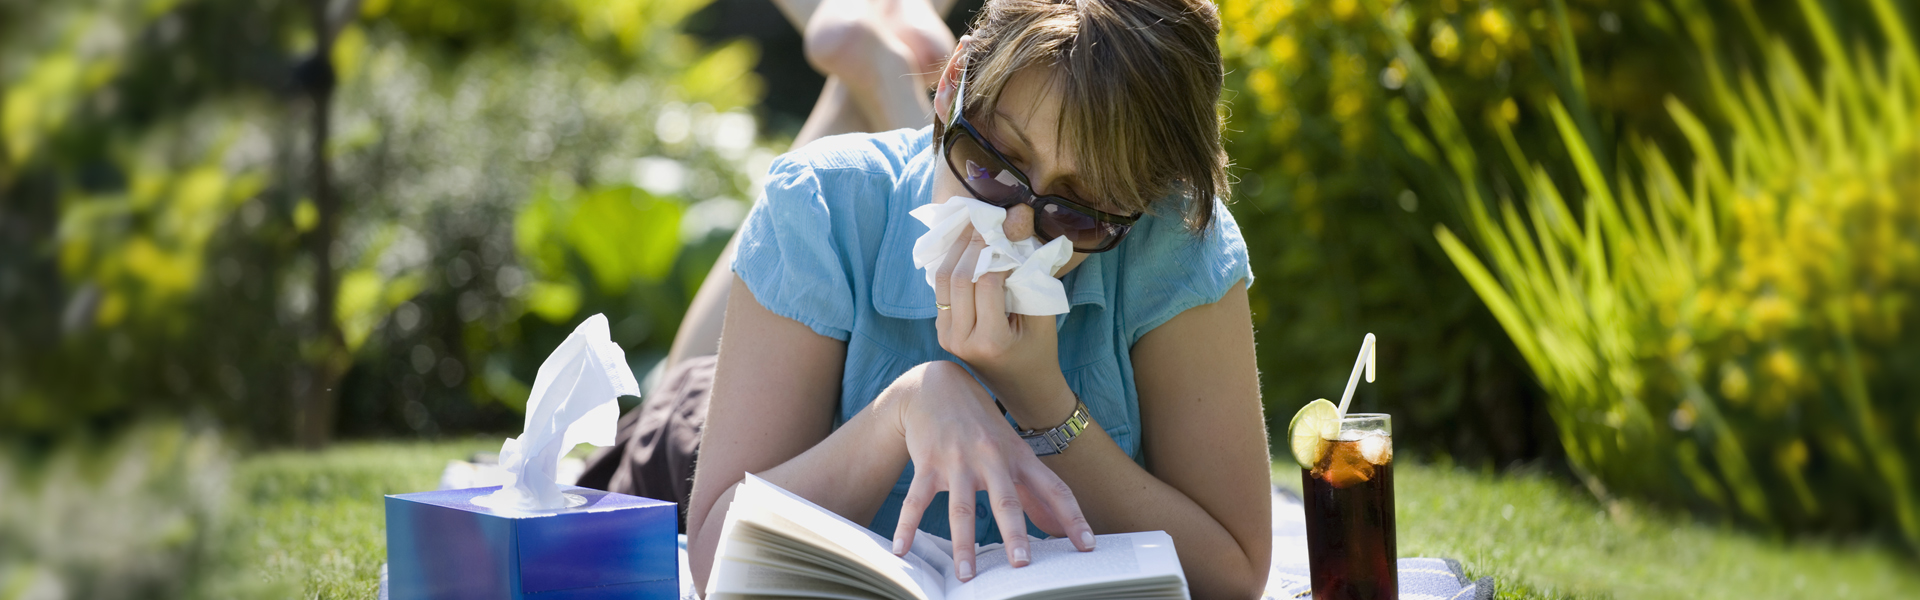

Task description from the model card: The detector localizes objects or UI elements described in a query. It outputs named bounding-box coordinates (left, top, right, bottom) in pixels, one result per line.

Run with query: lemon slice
left=1288, top=399, right=1340, bottom=469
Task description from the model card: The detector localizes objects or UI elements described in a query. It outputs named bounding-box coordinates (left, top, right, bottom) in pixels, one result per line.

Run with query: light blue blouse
left=730, top=127, right=1252, bottom=544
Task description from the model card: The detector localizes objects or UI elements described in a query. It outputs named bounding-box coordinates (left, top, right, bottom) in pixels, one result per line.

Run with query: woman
left=679, top=0, right=1270, bottom=596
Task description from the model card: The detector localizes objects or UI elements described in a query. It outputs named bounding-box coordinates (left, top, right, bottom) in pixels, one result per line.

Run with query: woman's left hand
left=932, top=225, right=1070, bottom=418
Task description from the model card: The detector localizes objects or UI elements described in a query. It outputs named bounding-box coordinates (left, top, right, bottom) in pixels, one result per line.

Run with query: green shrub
left=0, top=0, right=773, bottom=442
left=1220, top=0, right=1920, bottom=545
left=1421, top=0, right=1920, bottom=546
left=1215, top=0, right=1726, bottom=463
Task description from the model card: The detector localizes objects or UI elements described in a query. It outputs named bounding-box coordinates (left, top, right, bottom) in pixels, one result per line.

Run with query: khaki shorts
left=577, top=354, right=716, bottom=533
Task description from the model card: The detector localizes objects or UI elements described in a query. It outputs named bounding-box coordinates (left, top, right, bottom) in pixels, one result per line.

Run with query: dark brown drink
left=1301, top=415, right=1395, bottom=600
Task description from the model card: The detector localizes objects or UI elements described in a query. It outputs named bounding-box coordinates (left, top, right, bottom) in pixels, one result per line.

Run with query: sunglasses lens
left=946, top=134, right=1029, bottom=208
left=943, top=127, right=1132, bottom=252
left=1036, top=201, right=1125, bottom=250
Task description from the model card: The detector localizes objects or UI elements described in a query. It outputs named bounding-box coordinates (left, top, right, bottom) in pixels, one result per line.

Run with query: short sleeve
left=1120, top=198, right=1253, bottom=347
left=730, top=156, right=857, bottom=341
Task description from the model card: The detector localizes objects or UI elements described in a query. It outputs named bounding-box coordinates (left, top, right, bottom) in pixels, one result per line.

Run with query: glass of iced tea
left=1300, top=413, right=1395, bottom=600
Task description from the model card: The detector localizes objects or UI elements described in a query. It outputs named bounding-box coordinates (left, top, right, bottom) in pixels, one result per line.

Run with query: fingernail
left=1079, top=531, right=1096, bottom=549
left=958, top=559, right=973, bottom=580
left=892, top=538, right=905, bottom=555
left=1012, top=547, right=1029, bottom=566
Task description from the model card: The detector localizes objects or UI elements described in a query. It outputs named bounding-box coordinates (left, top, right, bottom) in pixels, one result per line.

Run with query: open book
left=707, top=475, right=1189, bottom=600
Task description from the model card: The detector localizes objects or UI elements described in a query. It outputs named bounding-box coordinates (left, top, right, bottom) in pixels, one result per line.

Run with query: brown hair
left=940, top=0, right=1227, bottom=231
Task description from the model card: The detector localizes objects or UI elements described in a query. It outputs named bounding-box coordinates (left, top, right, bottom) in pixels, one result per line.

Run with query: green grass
left=1279, top=461, right=1920, bottom=599
left=224, top=441, right=1918, bottom=599
left=206, top=438, right=502, bottom=599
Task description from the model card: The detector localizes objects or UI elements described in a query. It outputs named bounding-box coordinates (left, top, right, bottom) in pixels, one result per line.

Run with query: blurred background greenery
left=1214, top=0, right=1920, bottom=551
left=2, top=0, right=1917, bottom=596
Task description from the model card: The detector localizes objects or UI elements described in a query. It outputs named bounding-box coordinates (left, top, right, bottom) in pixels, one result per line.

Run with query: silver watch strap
left=1019, top=399, right=1090, bottom=457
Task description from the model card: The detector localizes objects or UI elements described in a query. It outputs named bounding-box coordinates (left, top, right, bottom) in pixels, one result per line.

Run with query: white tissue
left=909, top=196, right=1074, bottom=316
left=478, top=313, right=639, bottom=511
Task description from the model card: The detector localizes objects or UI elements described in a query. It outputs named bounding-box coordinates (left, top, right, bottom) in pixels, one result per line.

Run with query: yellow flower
left=1249, top=69, right=1283, bottom=115
left=1479, top=9, right=1512, bottom=45
left=1330, top=0, right=1357, bottom=20
left=1763, top=349, right=1804, bottom=391
left=1381, top=59, right=1409, bottom=90
left=1333, top=92, right=1364, bottom=119
left=1431, top=22, right=1460, bottom=61
left=1256, top=0, right=1295, bottom=30
left=1720, top=362, right=1751, bottom=404
left=1747, top=295, right=1796, bottom=339
left=1666, top=331, right=1692, bottom=358
left=1268, top=35, right=1300, bottom=67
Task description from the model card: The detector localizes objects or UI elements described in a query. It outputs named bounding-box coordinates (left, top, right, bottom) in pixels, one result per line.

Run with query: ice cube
left=1315, top=440, right=1374, bottom=488
left=1359, top=433, right=1392, bottom=465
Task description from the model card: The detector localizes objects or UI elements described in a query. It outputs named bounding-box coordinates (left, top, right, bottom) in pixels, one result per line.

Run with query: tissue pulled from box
left=910, top=196, right=1073, bottom=316
left=481, top=313, right=639, bottom=511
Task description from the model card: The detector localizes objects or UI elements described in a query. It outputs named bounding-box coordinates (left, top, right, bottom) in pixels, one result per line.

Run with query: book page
left=707, top=475, right=948, bottom=599
left=709, top=560, right=887, bottom=600
left=903, top=529, right=956, bottom=579
left=941, top=531, right=1188, bottom=600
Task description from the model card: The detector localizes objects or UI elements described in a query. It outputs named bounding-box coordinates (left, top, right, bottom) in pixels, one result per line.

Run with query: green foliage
left=522, top=185, right=687, bottom=295
left=1214, top=0, right=1721, bottom=463
left=0, top=0, right=774, bottom=440
left=317, top=19, right=773, bottom=432
left=1220, top=0, right=1920, bottom=546
left=0, top=0, right=308, bottom=436
left=0, top=421, right=233, bottom=600
left=1420, top=0, right=1920, bottom=547
left=322, top=0, right=775, bottom=434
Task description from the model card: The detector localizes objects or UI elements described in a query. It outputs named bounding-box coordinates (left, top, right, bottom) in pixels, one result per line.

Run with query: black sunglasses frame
left=937, top=60, right=1139, bottom=253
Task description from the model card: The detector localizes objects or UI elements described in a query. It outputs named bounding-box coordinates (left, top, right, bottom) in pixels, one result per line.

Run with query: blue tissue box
left=385, top=485, right=678, bottom=600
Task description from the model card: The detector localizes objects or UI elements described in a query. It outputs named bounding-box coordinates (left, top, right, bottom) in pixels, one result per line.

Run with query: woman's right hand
left=882, top=361, right=1095, bottom=582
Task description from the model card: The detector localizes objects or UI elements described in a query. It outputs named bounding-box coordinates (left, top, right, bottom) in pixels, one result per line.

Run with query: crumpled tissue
left=478, top=313, right=640, bottom=511
left=910, top=196, right=1074, bottom=316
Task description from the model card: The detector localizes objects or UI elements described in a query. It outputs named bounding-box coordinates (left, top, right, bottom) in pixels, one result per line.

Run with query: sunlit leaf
left=678, top=39, right=763, bottom=111
left=333, top=25, right=368, bottom=83
left=294, top=199, right=318, bottom=233
left=525, top=280, right=582, bottom=323
left=566, top=185, right=683, bottom=293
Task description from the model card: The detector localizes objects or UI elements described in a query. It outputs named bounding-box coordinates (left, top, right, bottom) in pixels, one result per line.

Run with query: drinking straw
left=1336, top=333, right=1376, bottom=417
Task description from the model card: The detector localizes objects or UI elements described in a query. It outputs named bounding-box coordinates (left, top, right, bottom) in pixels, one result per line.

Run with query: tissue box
left=385, top=485, right=678, bottom=600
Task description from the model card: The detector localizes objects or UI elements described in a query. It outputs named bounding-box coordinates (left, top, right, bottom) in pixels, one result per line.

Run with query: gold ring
left=935, top=303, right=952, bottom=310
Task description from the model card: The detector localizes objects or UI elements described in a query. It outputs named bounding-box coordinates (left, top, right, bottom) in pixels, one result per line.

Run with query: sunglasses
left=937, top=59, right=1140, bottom=253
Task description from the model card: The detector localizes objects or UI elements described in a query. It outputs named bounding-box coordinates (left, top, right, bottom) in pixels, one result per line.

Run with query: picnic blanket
left=384, top=464, right=1493, bottom=599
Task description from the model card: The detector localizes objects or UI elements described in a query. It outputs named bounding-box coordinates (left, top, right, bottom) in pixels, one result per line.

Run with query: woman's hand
left=883, top=361, right=1094, bottom=581
left=932, top=224, right=1073, bottom=423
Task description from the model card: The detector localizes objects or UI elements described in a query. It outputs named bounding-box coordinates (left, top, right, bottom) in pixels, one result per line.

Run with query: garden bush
left=1427, top=0, right=1920, bottom=547
left=1217, top=0, right=1920, bottom=547
left=0, top=0, right=775, bottom=443
left=1214, top=0, right=1719, bottom=465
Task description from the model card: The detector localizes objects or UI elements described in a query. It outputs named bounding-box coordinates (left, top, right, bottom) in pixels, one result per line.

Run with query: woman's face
left=932, top=61, right=1104, bottom=278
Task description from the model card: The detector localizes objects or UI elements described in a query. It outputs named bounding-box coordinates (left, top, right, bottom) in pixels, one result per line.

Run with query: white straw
left=1336, top=333, right=1376, bottom=417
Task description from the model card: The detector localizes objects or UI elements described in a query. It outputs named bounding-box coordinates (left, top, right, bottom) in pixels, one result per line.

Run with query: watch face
left=1026, top=435, right=1062, bottom=456
left=1021, top=400, right=1089, bottom=456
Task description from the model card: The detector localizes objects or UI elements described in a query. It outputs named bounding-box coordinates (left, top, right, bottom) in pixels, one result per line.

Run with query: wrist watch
left=1016, top=396, right=1091, bottom=457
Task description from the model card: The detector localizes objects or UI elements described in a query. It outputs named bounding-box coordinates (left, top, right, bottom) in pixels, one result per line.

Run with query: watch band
left=1018, top=397, right=1091, bottom=456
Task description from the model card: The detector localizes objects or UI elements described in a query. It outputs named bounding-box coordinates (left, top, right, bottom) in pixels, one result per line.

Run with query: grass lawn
left=222, top=439, right=1920, bottom=599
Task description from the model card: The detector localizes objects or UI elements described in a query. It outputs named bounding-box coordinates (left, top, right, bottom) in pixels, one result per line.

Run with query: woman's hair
left=945, top=0, right=1227, bottom=232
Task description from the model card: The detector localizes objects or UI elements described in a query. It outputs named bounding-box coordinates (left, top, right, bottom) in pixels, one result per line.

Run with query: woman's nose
left=1003, top=203, right=1035, bottom=242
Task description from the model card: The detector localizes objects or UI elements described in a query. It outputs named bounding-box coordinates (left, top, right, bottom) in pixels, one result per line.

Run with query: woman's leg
left=585, top=0, right=957, bottom=499
left=663, top=0, right=954, bottom=372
